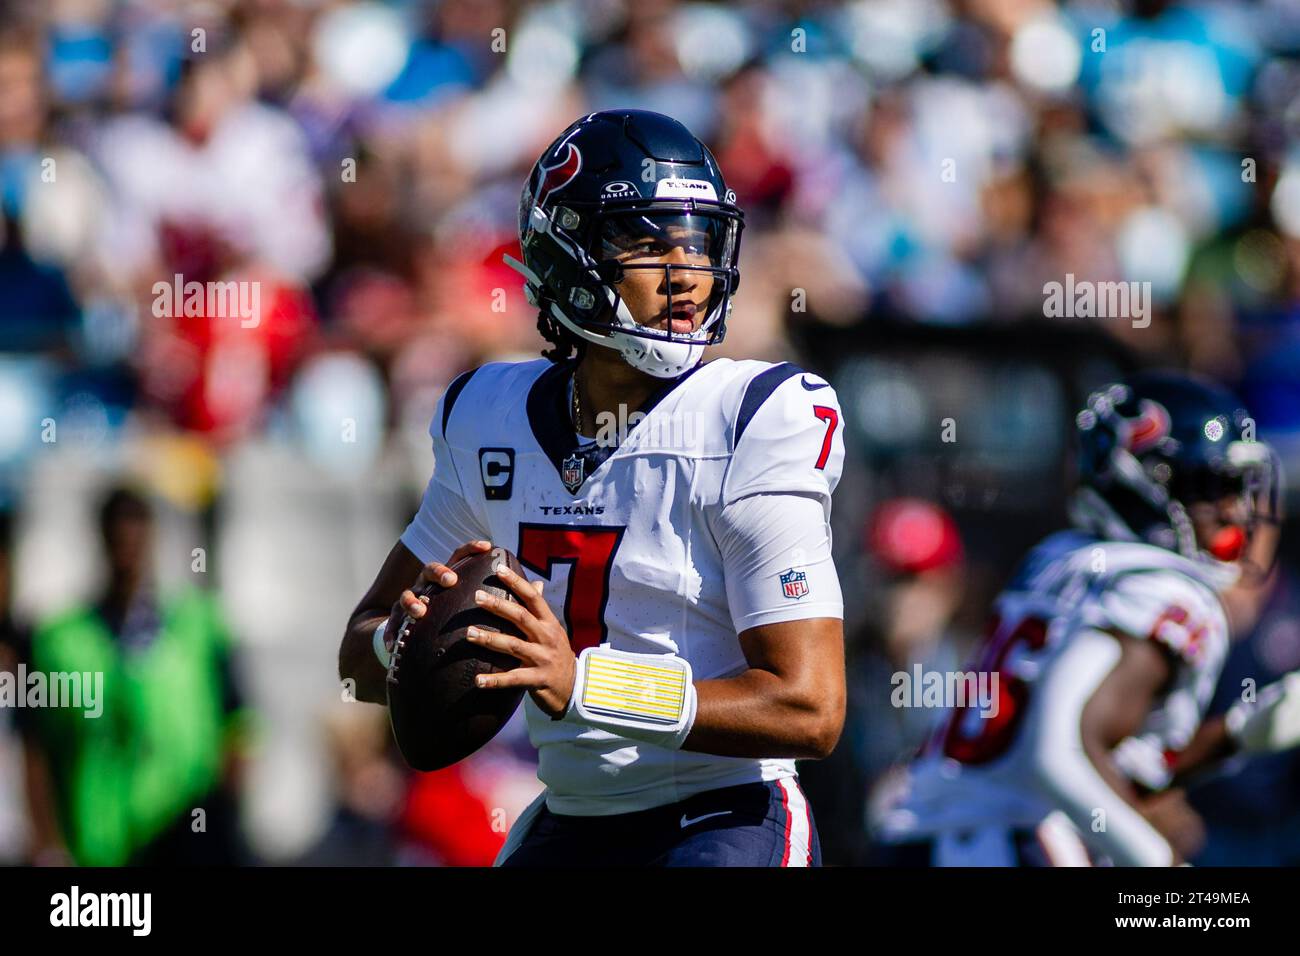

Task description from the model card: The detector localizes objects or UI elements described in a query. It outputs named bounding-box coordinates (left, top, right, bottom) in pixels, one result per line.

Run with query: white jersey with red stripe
left=401, top=356, right=845, bottom=815
left=879, top=529, right=1232, bottom=840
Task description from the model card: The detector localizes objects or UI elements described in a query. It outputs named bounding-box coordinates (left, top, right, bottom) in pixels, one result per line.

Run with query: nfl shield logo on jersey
left=779, top=568, right=809, bottom=600
left=561, top=453, right=585, bottom=493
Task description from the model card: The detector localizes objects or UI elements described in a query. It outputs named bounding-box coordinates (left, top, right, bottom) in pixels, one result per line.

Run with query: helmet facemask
left=508, top=199, right=743, bottom=378
left=591, top=208, right=738, bottom=360
left=1171, top=441, right=1283, bottom=584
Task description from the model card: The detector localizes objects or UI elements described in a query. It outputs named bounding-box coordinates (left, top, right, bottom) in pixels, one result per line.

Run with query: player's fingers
left=473, top=588, right=532, bottom=629
left=475, top=667, right=543, bottom=691
left=420, top=541, right=492, bottom=588
left=419, top=562, right=457, bottom=588
left=493, top=564, right=552, bottom=618
left=400, top=589, right=429, bottom=619
left=465, top=626, right=540, bottom=663
left=449, top=540, right=493, bottom=564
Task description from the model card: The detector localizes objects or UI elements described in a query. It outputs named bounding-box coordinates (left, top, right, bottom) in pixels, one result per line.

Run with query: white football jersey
left=401, top=356, right=846, bottom=814
left=880, top=529, right=1232, bottom=838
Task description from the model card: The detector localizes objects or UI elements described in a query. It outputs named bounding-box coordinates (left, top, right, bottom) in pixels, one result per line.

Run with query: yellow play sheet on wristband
left=580, top=654, right=688, bottom=724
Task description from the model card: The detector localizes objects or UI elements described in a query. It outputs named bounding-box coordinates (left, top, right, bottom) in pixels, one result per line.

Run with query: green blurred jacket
left=28, top=589, right=248, bottom=866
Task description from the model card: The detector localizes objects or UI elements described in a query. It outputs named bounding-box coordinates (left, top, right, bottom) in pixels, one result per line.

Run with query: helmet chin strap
left=1208, top=525, right=1247, bottom=562
left=620, top=338, right=705, bottom=378
left=1162, top=499, right=1200, bottom=562
left=505, top=251, right=729, bottom=378
left=608, top=297, right=714, bottom=378
left=540, top=299, right=700, bottom=378
left=559, top=284, right=724, bottom=379
left=1069, top=488, right=1242, bottom=590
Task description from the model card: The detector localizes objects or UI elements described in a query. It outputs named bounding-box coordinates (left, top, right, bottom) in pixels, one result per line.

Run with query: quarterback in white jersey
left=876, top=373, right=1299, bottom=866
left=338, top=110, right=847, bottom=866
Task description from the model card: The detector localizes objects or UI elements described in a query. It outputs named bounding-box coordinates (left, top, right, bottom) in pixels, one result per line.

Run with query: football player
left=338, top=110, right=847, bottom=866
left=874, top=372, right=1300, bottom=866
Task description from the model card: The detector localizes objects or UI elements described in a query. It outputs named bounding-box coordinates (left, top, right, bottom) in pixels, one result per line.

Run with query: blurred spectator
left=0, top=509, right=32, bottom=861
left=293, top=709, right=405, bottom=866
left=19, top=485, right=252, bottom=865
left=395, top=764, right=506, bottom=866
left=858, top=502, right=969, bottom=780
left=0, top=23, right=99, bottom=355
left=801, top=498, right=969, bottom=864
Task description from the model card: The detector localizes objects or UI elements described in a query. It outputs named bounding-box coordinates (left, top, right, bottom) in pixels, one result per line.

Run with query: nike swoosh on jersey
left=800, top=376, right=829, bottom=391
left=680, top=810, right=732, bottom=828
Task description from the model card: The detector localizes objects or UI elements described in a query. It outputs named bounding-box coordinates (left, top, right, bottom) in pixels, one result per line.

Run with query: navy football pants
left=499, top=777, right=821, bottom=867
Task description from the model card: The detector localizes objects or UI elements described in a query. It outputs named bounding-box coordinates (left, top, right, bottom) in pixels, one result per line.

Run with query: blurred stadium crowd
left=2, top=0, right=1300, bottom=865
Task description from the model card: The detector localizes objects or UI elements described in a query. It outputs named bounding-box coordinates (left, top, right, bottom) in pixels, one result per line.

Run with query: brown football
left=385, top=547, right=527, bottom=772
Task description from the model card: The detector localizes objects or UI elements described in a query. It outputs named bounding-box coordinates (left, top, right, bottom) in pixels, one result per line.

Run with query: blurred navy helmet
left=504, top=110, right=743, bottom=378
left=1070, top=370, right=1281, bottom=574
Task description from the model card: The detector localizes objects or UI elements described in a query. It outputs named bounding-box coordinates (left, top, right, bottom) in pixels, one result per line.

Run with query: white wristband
left=372, top=619, right=391, bottom=669
left=559, top=646, right=698, bottom=751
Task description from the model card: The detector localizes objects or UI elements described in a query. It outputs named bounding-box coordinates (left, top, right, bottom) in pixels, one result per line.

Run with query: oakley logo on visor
left=654, top=178, right=718, bottom=201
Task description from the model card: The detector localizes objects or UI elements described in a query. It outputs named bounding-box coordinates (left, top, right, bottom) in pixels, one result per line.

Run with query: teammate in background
left=339, top=110, right=847, bottom=866
left=874, top=373, right=1300, bottom=866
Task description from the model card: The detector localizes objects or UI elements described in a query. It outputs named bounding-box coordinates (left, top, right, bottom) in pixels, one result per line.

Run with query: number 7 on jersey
left=517, top=524, right=626, bottom=654
left=813, top=405, right=838, bottom=470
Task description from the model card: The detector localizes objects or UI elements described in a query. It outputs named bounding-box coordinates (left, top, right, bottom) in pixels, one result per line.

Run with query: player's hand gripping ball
left=385, top=546, right=528, bottom=771
left=464, top=556, right=577, bottom=720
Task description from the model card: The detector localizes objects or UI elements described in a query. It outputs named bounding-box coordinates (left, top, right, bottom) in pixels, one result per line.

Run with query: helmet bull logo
left=1125, top=399, right=1171, bottom=455
left=537, top=142, right=582, bottom=209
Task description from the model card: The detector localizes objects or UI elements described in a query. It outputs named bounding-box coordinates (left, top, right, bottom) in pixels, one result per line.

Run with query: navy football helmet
left=1071, top=371, right=1281, bottom=579
left=504, top=110, right=743, bottom=378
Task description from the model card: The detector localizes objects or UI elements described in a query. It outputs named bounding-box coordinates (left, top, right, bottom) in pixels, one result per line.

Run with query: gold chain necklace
left=571, top=373, right=584, bottom=436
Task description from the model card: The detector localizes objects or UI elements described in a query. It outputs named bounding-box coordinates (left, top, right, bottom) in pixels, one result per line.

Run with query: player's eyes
left=673, top=229, right=710, bottom=251
left=603, top=221, right=717, bottom=263
left=617, top=239, right=672, bottom=260
left=628, top=238, right=709, bottom=257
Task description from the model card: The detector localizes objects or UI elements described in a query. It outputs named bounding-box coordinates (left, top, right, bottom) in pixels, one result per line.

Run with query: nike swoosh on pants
left=679, top=810, right=732, bottom=828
